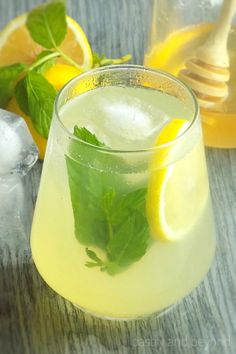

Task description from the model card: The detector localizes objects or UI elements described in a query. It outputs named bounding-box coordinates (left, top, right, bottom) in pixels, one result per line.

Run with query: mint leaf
left=83, top=189, right=150, bottom=275
left=25, top=71, right=56, bottom=138
left=15, top=78, right=29, bottom=115
left=26, top=1, right=67, bottom=49
left=74, top=126, right=105, bottom=147
left=85, top=248, right=103, bottom=266
left=0, top=63, right=26, bottom=107
left=34, top=50, right=57, bottom=73
left=102, top=189, right=116, bottom=214
left=110, top=188, right=147, bottom=225
left=106, top=212, right=149, bottom=272
left=65, top=128, right=110, bottom=249
left=66, top=127, right=151, bottom=275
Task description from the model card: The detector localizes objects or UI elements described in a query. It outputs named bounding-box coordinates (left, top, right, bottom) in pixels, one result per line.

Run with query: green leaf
left=73, top=126, right=105, bottom=147
left=86, top=248, right=103, bottom=265
left=0, top=63, right=26, bottom=107
left=66, top=154, right=110, bottom=249
left=102, top=189, right=116, bottom=214
left=66, top=127, right=150, bottom=275
left=85, top=262, right=101, bottom=268
left=66, top=129, right=117, bottom=249
left=34, top=50, right=57, bottom=73
left=105, top=212, right=150, bottom=273
left=26, top=1, right=67, bottom=49
left=110, top=188, right=147, bottom=225
left=15, top=78, right=29, bottom=115
left=25, top=71, right=57, bottom=138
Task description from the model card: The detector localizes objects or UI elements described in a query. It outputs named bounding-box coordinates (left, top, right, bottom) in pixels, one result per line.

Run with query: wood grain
left=0, top=1, right=236, bottom=353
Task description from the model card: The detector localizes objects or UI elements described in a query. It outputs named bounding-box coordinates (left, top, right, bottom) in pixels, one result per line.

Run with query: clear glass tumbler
left=31, top=65, right=215, bottom=320
left=144, top=0, right=236, bottom=148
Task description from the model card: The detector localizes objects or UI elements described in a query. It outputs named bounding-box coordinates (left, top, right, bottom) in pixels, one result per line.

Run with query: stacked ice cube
left=0, top=109, right=38, bottom=247
left=0, top=109, right=38, bottom=179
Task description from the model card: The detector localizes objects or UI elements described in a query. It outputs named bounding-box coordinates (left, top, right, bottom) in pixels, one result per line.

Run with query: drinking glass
left=144, top=0, right=236, bottom=148
left=31, top=65, right=215, bottom=320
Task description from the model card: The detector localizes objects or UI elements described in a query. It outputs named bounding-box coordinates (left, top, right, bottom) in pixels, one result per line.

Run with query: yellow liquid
left=31, top=87, right=215, bottom=319
left=31, top=162, right=215, bottom=318
left=145, top=24, right=236, bottom=148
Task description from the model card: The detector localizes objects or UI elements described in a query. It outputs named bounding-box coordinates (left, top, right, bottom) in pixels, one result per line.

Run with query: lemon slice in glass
left=147, top=118, right=208, bottom=242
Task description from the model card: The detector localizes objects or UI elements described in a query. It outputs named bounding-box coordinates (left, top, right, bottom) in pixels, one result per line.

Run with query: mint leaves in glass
left=66, top=126, right=150, bottom=275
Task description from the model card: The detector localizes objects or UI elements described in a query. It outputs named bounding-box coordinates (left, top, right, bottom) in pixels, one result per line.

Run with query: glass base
left=72, top=301, right=177, bottom=321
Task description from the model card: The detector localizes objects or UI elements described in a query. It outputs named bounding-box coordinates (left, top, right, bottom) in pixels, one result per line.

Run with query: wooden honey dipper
left=179, top=0, right=236, bottom=109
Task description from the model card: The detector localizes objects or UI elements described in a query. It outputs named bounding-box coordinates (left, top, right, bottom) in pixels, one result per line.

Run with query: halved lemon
left=147, top=118, right=208, bottom=242
left=1, top=14, right=93, bottom=159
left=0, top=14, right=93, bottom=69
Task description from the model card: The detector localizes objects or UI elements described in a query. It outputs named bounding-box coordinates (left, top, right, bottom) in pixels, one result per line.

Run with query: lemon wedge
left=147, top=118, right=208, bottom=242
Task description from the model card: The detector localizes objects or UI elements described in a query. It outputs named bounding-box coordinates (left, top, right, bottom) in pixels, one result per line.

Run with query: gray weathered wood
left=0, top=1, right=235, bottom=353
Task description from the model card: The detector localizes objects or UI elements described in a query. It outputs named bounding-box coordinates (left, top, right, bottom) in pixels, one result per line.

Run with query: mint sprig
left=66, top=127, right=150, bottom=275
left=0, top=1, right=70, bottom=138
left=0, top=0, right=132, bottom=141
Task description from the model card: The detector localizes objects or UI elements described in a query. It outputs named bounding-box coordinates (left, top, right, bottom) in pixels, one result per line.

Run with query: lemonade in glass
left=31, top=65, right=215, bottom=319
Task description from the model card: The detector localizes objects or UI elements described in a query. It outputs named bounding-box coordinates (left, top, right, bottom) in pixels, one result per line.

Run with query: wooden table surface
left=0, top=1, right=236, bottom=353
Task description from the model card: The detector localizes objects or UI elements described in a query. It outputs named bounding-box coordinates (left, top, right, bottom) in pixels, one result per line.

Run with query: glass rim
left=54, top=64, right=199, bottom=154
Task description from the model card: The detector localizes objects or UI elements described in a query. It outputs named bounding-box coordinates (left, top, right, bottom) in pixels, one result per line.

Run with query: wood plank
left=0, top=1, right=235, bottom=353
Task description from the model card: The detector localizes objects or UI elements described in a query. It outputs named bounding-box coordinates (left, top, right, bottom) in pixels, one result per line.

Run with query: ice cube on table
left=0, top=109, right=38, bottom=242
left=0, top=109, right=38, bottom=179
